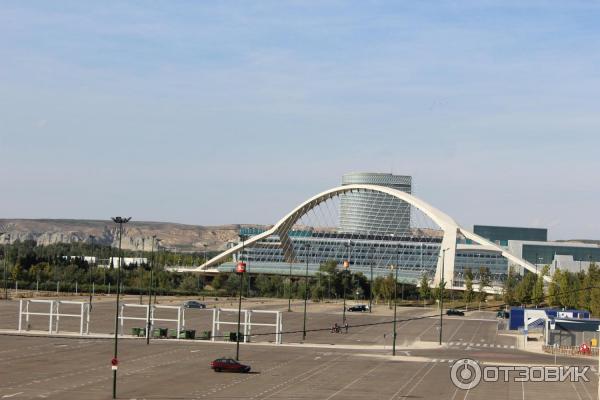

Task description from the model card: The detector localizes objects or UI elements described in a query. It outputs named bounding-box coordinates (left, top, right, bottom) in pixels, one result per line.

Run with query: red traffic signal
left=236, top=262, right=246, bottom=274
left=111, top=358, right=119, bottom=366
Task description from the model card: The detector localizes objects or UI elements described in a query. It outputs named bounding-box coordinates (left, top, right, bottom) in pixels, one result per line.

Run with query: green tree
left=179, top=274, right=198, bottom=292
left=419, top=274, right=431, bottom=306
left=548, top=268, right=562, bottom=307
left=463, top=268, right=474, bottom=309
left=503, top=266, right=517, bottom=306
left=515, top=272, right=536, bottom=305
left=532, top=265, right=549, bottom=306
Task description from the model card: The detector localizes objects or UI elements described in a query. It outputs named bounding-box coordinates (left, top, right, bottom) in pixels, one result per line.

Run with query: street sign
left=236, top=262, right=246, bottom=274
left=111, top=358, right=118, bottom=366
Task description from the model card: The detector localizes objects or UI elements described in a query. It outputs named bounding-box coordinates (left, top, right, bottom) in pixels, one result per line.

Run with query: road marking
left=510, top=345, right=515, bottom=349
left=483, top=344, right=488, bottom=347
left=503, top=345, right=508, bottom=348
left=475, top=343, right=480, bottom=347
left=2, top=393, right=24, bottom=398
left=324, top=363, right=381, bottom=400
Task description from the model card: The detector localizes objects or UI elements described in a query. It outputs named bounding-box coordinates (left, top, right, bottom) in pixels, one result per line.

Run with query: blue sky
left=1, top=1, right=599, bottom=239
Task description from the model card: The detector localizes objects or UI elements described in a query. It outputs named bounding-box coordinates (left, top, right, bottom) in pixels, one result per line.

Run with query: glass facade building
left=473, top=225, right=547, bottom=246
left=340, top=173, right=412, bottom=236
left=223, top=229, right=508, bottom=285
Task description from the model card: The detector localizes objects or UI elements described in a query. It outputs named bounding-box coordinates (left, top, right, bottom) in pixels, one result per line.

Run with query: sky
left=1, top=1, right=599, bottom=240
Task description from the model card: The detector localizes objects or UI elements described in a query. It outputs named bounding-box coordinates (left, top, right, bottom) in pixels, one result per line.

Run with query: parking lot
left=0, top=296, right=597, bottom=399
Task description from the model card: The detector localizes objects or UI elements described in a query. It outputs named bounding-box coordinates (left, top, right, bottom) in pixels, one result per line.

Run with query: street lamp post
left=3, top=233, right=10, bottom=301
left=342, top=240, right=353, bottom=324
left=369, top=262, right=373, bottom=313
left=392, top=264, right=399, bottom=356
left=89, top=235, right=95, bottom=310
left=235, top=258, right=246, bottom=361
left=146, top=236, right=157, bottom=345
left=111, top=216, right=130, bottom=400
left=139, top=237, right=145, bottom=305
left=439, top=247, right=449, bottom=346
left=302, top=244, right=310, bottom=341
left=288, top=260, right=292, bottom=312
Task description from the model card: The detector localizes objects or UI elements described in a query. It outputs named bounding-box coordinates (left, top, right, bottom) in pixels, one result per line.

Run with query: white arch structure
left=183, top=184, right=546, bottom=285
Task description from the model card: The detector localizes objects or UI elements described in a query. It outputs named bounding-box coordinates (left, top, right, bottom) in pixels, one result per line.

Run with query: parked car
left=210, top=358, right=251, bottom=373
left=347, top=304, right=368, bottom=312
left=496, top=310, right=510, bottom=319
left=446, top=309, right=465, bottom=316
left=183, top=300, right=206, bottom=309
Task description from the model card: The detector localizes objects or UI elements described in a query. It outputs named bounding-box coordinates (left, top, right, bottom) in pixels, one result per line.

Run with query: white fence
left=212, top=308, right=282, bottom=344
left=119, top=304, right=186, bottom=339
left=18, top=299, right=90, bottom=335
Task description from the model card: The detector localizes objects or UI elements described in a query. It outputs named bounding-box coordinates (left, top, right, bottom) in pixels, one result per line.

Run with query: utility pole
left=111, top=216, right=131, bottom=400
left=2, top=233, right=9, bottom=301
left=342, top=240, right=352, bottom=324
left=146, top=236, right=157, bottom=345
left=439, top=247, right=449, bottom=346
left=89, top=235, right=95, bottom=311
left=302, top=243, right=310, bottom=340
left=235, top=239, right=246, bottom=361
left=392, top=264, right=398, bottom=356
left=288, top=260, right=292, bottom=312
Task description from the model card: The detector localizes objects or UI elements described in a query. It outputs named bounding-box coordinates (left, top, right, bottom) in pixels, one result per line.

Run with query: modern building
left=173, top=175, right=599, bottom=291
left=472, top=225, right=600, bottom=274
left=473, top=225, right=547, bottom=246
left=340, top=173, right=412, bottom=236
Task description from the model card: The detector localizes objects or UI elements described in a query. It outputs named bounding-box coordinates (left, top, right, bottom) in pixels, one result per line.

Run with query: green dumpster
left=131, top=327, right=141, bottom=336
left=152, top=328, right=161, bottom=338
left=168, top=329, right=178, bottom=339
left=200, top=330, right=211, bottom=340
left=139, top=328, right=146, bottom=337
left=185, top=330, right=196, bottom=340
left=229, top=331, right=243, bottom=342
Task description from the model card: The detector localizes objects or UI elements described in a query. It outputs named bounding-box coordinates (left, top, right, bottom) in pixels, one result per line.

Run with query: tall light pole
left=391, top=264, right=399, bottom=356
left=439, top=247, right=449, bottom=346
left=369, top=243, right=374, bottom=313
left=3, top=233, right=10, bottom=301
left=89, top=235, right=95, bottom=310
left=302, top=243, right=310, bottom=341
left=235, top=259, right=246, bottom=361
left=146, top=236, right=157, bottom=345
left=235, top=236, right=246, bottom=361
left=342, top=240, right=353, bottom=324
left=139, top=237, right=145, bottom=305
left=288, top=260, right=292, bottom=312
left=111, top=216, right=130, bottom=400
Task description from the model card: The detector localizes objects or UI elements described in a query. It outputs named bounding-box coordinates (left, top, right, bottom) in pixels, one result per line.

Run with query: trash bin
left=200, top=330, right=211, bottom=340
left=153, top=329, right=161, bottom=338
left=131, top=327, right=141, bottom=336
left=185, top=330, right=196, bottom=340
left=139, top=328, right=146, bottom=337
left=229, top=331, right=243, bottom=342
left=168, top=329, right=178, bottom=339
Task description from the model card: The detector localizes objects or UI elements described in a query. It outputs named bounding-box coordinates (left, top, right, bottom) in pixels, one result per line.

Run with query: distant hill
left=0, top=219, right=268, bottom=252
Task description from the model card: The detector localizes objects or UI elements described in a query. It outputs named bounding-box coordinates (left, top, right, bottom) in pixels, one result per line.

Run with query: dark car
left=347, top=304, right=368, bottom=312
left=496, top=310, right=510, bottom=319
left=183, top=300, right=206, bottom=309
left=446, top=309, right=465, bottom=316
left=210, top=358, right=251, bottom=373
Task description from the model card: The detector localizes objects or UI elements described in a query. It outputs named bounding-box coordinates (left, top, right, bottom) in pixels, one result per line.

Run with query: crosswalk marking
left=483, top=343, right=488, bottom=347
left=475, top=343, right=481, bottom=347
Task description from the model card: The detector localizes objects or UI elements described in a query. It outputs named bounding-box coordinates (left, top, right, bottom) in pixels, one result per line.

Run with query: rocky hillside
left=0, top=219, right=268, bottom=252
